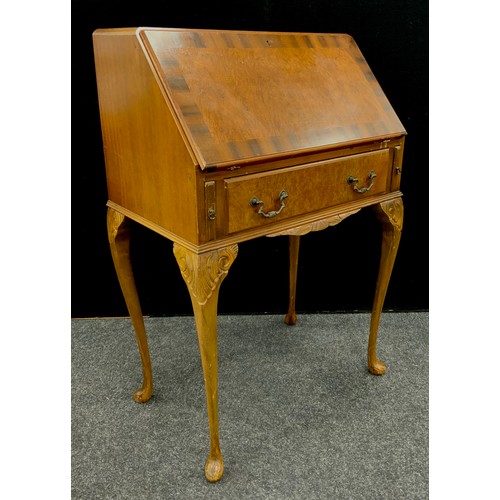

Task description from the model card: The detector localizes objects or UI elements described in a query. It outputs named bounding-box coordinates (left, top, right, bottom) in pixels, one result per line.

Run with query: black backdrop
left=71, top=0, right=428, bottom=318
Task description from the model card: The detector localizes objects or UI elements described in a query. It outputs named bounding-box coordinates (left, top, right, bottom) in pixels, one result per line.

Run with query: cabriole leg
left=368, top=197, right=404, bottom=375
left=173, top=243, right=238, bottom=482
left=284, top=235, right=300, bottom=325
left=107, top=207, right=153, bottom=402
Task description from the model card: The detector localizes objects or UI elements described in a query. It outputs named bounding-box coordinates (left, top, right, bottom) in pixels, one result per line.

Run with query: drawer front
left=225, top=148, right=391, bottom=234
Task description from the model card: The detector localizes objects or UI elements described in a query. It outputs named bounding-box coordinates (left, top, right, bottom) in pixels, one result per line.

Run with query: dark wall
left=71, top=0, right=428, bottom=318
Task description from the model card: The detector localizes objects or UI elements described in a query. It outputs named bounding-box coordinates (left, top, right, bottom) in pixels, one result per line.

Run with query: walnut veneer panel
left=93, top=29, right=200, bottom=244
left=225, top=148, right=391, bottom=234
left=140, top=28, right=406, bottom=169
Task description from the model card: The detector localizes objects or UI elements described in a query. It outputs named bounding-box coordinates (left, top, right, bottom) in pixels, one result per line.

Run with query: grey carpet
left=72, top=312, right=428, bottom=499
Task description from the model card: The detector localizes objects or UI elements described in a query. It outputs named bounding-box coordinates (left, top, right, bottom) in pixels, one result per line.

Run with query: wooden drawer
left=225, top=148, right=391, bottom=234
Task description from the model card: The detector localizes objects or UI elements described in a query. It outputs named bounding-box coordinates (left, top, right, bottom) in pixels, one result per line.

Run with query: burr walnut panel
left=140, top=28, right=405, bottom=169
left=225, top=148, right=391, bottom=234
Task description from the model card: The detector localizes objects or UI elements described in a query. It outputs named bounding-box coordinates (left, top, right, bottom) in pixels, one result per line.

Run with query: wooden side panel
left=93, top=29, right=200, bottom=244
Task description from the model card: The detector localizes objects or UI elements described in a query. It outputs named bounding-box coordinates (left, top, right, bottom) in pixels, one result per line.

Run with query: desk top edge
left=93, top=27, right=356, bottom=38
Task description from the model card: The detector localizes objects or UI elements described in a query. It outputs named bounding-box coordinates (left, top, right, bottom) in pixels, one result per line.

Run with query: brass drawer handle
left=250, top=189, right=288, bottom=218
left=347, top=170, right=376, bottom=194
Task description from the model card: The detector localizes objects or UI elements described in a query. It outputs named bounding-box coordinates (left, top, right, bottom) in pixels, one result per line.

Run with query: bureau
left=93, top=27, right=406, bottom=482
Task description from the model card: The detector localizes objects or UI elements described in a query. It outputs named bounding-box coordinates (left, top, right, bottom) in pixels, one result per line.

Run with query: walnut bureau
left=93, top=27, right=406, bottom=482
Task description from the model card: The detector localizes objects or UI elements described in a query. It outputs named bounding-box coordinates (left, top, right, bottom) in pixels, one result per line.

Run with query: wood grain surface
left=141, top=28, right=406, bottom=169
